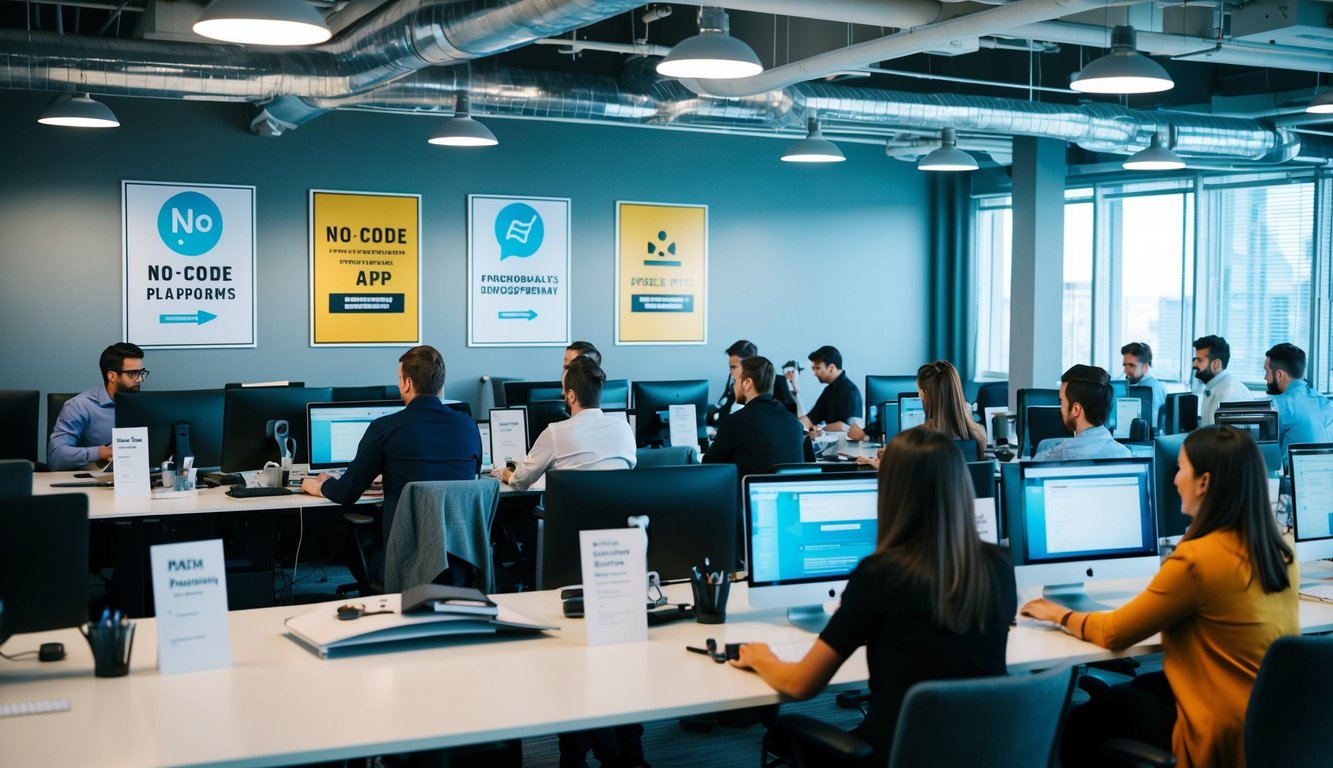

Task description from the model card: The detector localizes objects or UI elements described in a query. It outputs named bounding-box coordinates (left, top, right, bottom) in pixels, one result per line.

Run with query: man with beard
left=705, top=355, right=807, bottom=478
left=1121, top=341, right=1167, bottom=431
left=1192, top=335, right=1253, bottom=426
left=48, top=342, right=148, bottom=470
left=789, top=345, right=864, bottom=435
left=712, top=339, right=797, bottom=428
left=1264, top=343, right=1333, bottom=454
left=1032, top=364, right=1131, bottom=462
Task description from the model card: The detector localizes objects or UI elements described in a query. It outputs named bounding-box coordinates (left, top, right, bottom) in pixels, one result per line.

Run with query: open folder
left=284, top=592, right=556, bottom=658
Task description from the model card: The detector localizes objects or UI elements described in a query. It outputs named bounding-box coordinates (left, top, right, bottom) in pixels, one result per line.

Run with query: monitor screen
left=1153, top=433, right=1190, bottom=540
left=477, top=422, right=492, bottom=471
left=503, top=381, right=564, bottom=408
left=865, top=375, right=917, bottom=430
left=877, top=402, right=900, bottom=442
left=1290, top=443, right=1333, bottom=561
left=631, top=379, right=708, bottom=447
left=1161, top=393, right=1199, bottom=436
left=602, top=379, right=631, bottom=410
left=1214, top=410, right=1278, bottom=443
left=221, top=386, right=332, bottom=472
left=115, top=389, right=226, bottom=470
left=744, top=472, right=878, bottom=631
left=526, top=400, right=569, bottom=450
left=307, top=400, right=405, bottom=470
left=1010, top=458, right=1158, bottom=611
left=898, top=394, right=926, bottom=433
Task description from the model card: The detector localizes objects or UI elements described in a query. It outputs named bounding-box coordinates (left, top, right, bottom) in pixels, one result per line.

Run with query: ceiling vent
left=1230, top=0, right=1333, bottom=49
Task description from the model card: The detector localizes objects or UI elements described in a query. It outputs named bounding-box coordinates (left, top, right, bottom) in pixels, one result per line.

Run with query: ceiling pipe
left=716, top=0, right=942, bottom=28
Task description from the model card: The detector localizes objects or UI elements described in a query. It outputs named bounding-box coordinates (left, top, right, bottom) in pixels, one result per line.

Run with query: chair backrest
left=888, top=665, right=1076, bottom=768
left=634, top=445, right=697, bottom=468
left=1245, top=635, right=1333, bottom=766
left=0, top=390, right=40, bottom=463
left=0, top=459, right=34, bottom=496
left=384, top=478, right=501, bottom=593
left=45, top=391, right=78, bottom=461
left=975, top=380, right=1008, bottom=411
left=1025, top=406, right=1073, bottom=458
left=1016, top=388, right=1060, bottom=455
left=332, top=385, right=399, bottom=402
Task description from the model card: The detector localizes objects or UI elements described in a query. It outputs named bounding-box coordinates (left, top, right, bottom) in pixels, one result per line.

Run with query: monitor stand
left=787, top=605, right=831, bottom=634
left=1042, top=583, right=1112, bottom=613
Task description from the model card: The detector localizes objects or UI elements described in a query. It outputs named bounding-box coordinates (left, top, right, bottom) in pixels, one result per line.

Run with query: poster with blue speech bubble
left=123, top=181, right=256, bottom=348
left=468, top=195, right=570, bottom=347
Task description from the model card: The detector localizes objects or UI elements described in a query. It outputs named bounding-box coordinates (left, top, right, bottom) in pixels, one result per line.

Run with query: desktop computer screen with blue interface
left=898, top=395, right=926, bottom=433
left=745, top=472, right=878, bottom=631
left=307, top=401, right=405, bottom=470
left=1290, top=443, right=1333, bottom=561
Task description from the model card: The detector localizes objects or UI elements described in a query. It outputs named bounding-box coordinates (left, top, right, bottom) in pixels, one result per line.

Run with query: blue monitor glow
left=115, top=389, right=226, bottom=470
left=744, top=472, right=879, bottom=632
left=1289, top=443, right=1333, bottom=562
left=1153, top=433, right=1190, bottom=540
left=898, top=394, right=926, bottom=433
left=631, top=379, right=709, bottom=447
left=306, top=400, right=406, bottom=470
left=1010, top=458, right=1158, bottom=612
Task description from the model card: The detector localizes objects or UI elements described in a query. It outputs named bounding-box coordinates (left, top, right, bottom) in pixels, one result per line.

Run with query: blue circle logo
left=494, top=203, right=544, bottom=260
left=157, top=191, right=222, bottom=256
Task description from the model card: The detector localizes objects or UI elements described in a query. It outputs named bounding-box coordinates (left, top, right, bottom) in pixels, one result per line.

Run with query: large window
left=1063, top=190, right=1093, bottom=372
left=974, top=198, right=1012, bottom=378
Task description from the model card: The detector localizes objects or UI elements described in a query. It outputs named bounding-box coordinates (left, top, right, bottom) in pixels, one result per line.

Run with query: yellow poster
left=309, top=190, right=421, bottom=346
left=616, top=202, right=708, bottom=345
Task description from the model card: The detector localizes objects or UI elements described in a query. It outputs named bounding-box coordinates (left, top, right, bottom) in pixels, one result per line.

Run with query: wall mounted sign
left=615, top=201, right=707, bottom=345
left=467, top=195, right=571, bottom=347
left=310, top=190, right=421, bottom=346
left=123, top=181, right=256, bottom=348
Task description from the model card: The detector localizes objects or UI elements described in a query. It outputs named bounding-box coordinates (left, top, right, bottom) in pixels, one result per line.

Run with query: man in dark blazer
left=704, top=355, right=807, bottom=479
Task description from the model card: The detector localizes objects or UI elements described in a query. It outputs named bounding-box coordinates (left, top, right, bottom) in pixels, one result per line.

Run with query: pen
left=685, top=645, right=711, bottom=656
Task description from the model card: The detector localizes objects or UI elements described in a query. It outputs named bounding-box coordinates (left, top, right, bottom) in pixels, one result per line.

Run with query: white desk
left=34, top=472, right=348, bottom=520
left=6, top=580, right=1332, bottom=768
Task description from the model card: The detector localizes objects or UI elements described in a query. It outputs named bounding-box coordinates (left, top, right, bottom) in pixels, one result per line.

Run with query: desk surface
left=5, top=579, right=1333, bottom=768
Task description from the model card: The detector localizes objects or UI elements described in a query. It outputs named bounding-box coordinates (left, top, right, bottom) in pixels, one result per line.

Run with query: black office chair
left=635, top=446, right=697, bottom=468
left=1016, top=388, right=1060, bottom=455
left=0, top=459, right=34, bottom=496
left=1025, top=406, right=1074, bottom=458
left=46, top=391, right=78, bottom=440
left=975, top=380, right=1008, bottom=413
left=763, top=665, right=1077, bottom=767
left=0, top=390, right=40, bottom=464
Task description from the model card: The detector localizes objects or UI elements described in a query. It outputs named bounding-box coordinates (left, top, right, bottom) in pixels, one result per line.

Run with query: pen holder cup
left=262, top=466, right=283, bottom=488
left=82, top=621, right=135, bottom=678
left=690, top=573, right=732, bottom=625
left=160, top=470, right=177, bottom=489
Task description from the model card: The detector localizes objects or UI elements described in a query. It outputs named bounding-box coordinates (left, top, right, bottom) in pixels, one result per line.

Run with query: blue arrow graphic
left=498, top=309, right=538, bottom=321
left=159, top=310, right=218, bottom=325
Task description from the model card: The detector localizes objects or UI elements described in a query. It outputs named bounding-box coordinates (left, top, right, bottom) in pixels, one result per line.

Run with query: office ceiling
left=2, top=0, right=1332, bottom=169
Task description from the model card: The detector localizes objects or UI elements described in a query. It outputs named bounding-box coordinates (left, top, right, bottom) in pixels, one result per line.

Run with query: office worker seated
left=856, top=360, right=986, bottom=469
left=704, top=355, right=805, bottom=478
left=713, top=340, right=797, bottom=427
left=789, top=344, right=864, bottom=435
left=1264, top=342, right=1333, bottom=454
left=301, top=345, right=481, bottom=539
left=1122, top=341, right=1168, bottom=430
left=564, top=339, right=601, bottom=368
left=732, top=428, right=1016, bottom=768
left=48, top=342, right=147, bottom=471
left=1192, top=334, right=1253, bottom=426
left=1031, top=364, right=1131, bottom=462
left=497, top=356, right=635, bottom=491
left=1023, top=426, right=1298, bottom=768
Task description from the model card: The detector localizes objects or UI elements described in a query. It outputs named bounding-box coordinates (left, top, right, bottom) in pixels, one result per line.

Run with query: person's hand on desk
left=98, top=445, right=114, bottom=462
left=300, top=474, right=332, bottom=497
left=1020, top=598, right=1076, bottom=629
left=728, top=642, right=771, bottom=671
left=855, top=446, right=885, bottom=470
left=847, top=424, right=868, bottom=441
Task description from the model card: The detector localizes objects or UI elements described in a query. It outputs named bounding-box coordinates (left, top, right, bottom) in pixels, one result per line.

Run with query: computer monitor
left=1161, top=393, right=1199, bottom=435
left=503, top=381, right=564, bottom=409
left=332, top=385, right=399, bottom=402
left=631, top=379, right=709, bottom=447
left=865, top=375, right=917, bottom=432
left=1025, top=406, right=1073, bottom=458
left=539, top=464, right=738, bottom=589
left=221, top=386, right=332, bottom=472
left=476, top=422, right=492, bottom=471
left=525, top=400, right=569, bottom=450
left=0, top=389, right=39, bottom=463
left=1218, top=399, right=1271, bottom=412
left=602, top=379, right=630, bottom=410
left=0, top=460, right=33, bottom=496
left=1016, top=388, right=1060, bottom=455
left=1111, top=386, right=1154, bottom=440
left=744, top=472, right=879, bottom=632
left=1110, top=380, right=1128, bottom=399
left=1289, top=443, right=1333, bottom=562
left=306, top=400, right=406, bottom=471
left=898, top=394, right=926, bottom=433
left=1153, top=433, right=1190, bottom=540
left=1009, top=458, right=1159, bottom=611
left=967, top=460, right=997, bottom=499
left=968, top=460, right=999, bottom=545
left=1215, top=410, right=1279, bottom=444
left=876, top=402, right=900, bottom=442
left=0, top=494, right=89, bottom=645
left=115, top=389, right=226, bottom=470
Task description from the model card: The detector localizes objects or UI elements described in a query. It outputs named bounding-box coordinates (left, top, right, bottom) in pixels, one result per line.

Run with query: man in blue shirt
left=301, top=345, right=482, bottom=540
left=1264, top=343, right=1333, bottom=454
left=1121, top=341, right=1168, bottom=432
left=47, top=342, right=148, bottom=471
left=1032, top=364, right=1132, bottom=462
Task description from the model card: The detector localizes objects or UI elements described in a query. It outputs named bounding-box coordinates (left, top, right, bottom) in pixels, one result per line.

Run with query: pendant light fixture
left=781, top=116, right=845, bottom=163
left=1308, top=89, right=1333, bottom=115
left=37, top=93, right=119, bottom=128
left=656, top=7, right=762, bottom=80
left=428, top=94, right=498, bottom=147
left=1070, top=26, right=1173, bottom=95
left=193, top=0, right=332, bottom=46
left=1123, top=130, right=1184, bottom=171
left=917, top=128, right=977, bottom=172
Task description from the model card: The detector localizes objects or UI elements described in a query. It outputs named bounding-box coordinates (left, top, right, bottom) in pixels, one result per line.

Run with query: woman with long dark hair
left=1022, top=426, right=1298, bottom=767
left=733, top=428, right=1016, bottom=766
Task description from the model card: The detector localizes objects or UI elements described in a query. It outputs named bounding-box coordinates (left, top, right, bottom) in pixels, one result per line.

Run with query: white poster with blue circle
left=467, top=194, right=570, bottom=347
left=123, top=181, right=256, bottom=348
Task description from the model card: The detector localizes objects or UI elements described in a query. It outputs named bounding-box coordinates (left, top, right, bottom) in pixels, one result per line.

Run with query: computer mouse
left=39, top=642, right=65, bottom=662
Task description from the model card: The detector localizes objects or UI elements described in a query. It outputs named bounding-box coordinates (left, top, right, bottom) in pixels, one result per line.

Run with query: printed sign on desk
left=112, top=426, right=151, bottom=500
left=668, top=404, right=699, bottom=456
left=468, top=195, right=571, bottom=347
left=579, top=528, right=648, bottom=646
left=310, top=190, right=422, bottom=346
left=149, top=539, right=232, bottom=675
left=123, top=181, right=256, bottom=348
left=616, top=202, right=707, bottom=345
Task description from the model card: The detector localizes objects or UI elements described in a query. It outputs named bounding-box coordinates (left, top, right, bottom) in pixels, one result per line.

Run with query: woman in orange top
left=1022, top=426, right=1299, bottom=768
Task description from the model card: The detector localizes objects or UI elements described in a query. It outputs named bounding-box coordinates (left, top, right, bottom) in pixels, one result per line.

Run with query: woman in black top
left=733, top=428, right=1017, bottom=766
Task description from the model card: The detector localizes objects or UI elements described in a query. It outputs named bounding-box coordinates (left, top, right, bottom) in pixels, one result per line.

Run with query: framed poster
left=615, top=201, right=708, bottom=345
left=123, top=181, right=256, bottom=348
left=309, top=190, right=421, bottom=347
left=467, top=194, right=571, bottom=347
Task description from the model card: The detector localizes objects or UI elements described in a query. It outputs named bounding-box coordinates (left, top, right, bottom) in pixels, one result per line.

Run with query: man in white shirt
left=1191, top=335, right=1254, bottom=426
left=498, top=355, right=636, bottom=491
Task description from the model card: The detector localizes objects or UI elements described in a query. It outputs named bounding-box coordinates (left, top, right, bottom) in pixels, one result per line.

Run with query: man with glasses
left=48, top=342, right=148, bottom=470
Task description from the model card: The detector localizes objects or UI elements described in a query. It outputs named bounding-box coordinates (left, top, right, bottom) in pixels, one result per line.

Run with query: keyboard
left=226, top=486, right=295, bottom=498
left=769, top=640, right=815, bottom=663
left=0, top=698, right=70, bottom=718
left=1299, top=583, right=1333, bottom=602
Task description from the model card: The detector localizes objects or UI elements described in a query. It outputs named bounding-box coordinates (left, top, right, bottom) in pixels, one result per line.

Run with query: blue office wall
left=0, top=91, right=930, bottom=416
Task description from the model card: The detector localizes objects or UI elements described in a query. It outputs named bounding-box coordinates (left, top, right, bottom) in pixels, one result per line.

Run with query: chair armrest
left=343, top=511, right=374, bottom=525
left=1102, top=738, right=1176, bottom=767
left=773, top=714, right=874, bottom=762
